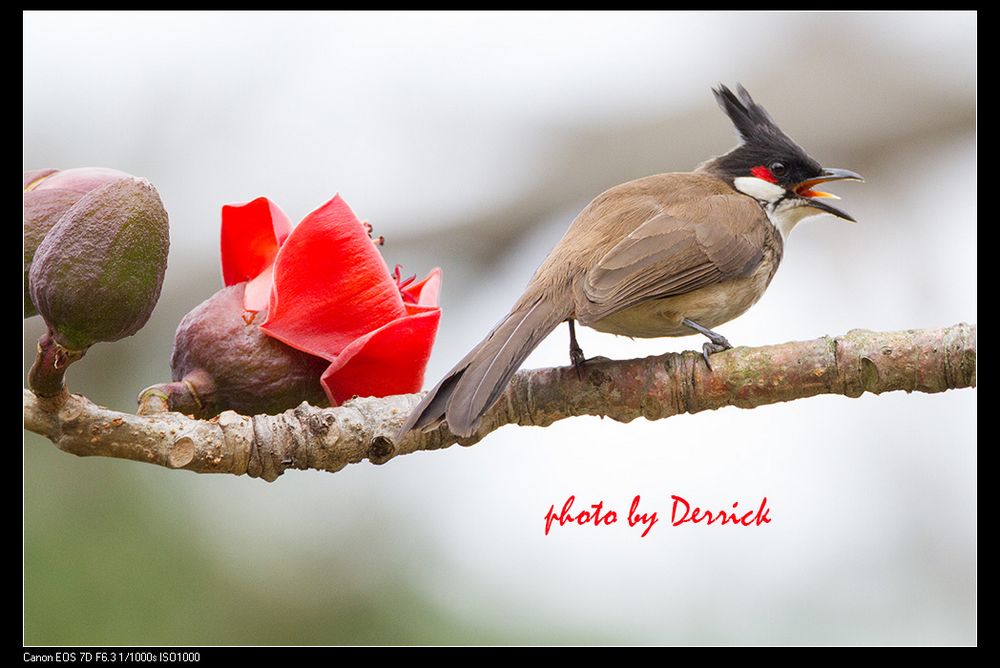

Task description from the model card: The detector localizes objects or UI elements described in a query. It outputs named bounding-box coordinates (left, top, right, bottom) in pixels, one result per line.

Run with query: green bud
left=29, top=177, right=170, bottom=351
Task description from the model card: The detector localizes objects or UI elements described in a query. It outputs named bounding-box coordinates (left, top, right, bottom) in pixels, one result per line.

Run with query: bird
left=398, top=83, right=862, bottom=440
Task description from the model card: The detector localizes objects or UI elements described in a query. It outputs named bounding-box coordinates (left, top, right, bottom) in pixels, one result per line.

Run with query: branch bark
left=23, top=323, right=977, bottom=482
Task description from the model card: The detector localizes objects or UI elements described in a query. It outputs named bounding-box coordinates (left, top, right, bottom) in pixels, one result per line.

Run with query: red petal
left=242, top=263, right=275, bottom=313
left=401, top=267, right=442, bottom=307
left=320, top=307, right=442, bottom=405
left=261, top=194, right=406, bottom=359
left=220, top=197, right=292, bottom=286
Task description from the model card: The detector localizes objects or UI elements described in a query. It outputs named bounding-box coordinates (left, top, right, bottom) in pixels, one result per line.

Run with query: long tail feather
left=397, top=296, right=567, bottom=439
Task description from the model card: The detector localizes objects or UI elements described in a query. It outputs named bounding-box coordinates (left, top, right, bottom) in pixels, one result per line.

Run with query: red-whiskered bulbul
left=398, top=84, right=862, bottom=439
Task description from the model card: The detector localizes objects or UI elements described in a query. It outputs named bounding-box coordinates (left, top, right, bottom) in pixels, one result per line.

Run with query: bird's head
left=702, top=84, right=863, bottom=230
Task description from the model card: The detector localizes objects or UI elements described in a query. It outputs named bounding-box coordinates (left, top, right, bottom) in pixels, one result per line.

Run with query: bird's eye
left=770, top=162, right=786, bottom=177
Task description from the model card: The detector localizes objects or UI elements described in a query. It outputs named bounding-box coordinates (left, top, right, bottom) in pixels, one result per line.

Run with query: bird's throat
left=764, top=201, right=820, bottom=240
left=732, top=176, right=820, bottom=240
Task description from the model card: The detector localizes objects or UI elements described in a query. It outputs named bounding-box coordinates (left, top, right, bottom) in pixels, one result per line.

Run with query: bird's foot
left=570, top=343, right=586, bottom=379
left=701, top=340, right=733, bottom=370
left=682, top=318, right=733, bottom=370
left=567, top=319, right=586, bottom=379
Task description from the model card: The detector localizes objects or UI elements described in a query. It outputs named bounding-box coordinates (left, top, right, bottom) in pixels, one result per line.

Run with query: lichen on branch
left=23, top=323, right=977, bottom=483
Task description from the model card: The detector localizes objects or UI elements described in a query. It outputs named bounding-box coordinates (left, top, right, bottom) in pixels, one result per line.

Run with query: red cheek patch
left=751, top=165, right=778, bottom=184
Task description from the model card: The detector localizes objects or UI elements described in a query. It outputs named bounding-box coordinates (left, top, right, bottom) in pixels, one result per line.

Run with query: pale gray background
left=24, top=11, right=976, bottom=644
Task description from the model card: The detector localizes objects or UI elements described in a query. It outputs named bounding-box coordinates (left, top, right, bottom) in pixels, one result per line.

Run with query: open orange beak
left=794, top=168, right=864, bottom=221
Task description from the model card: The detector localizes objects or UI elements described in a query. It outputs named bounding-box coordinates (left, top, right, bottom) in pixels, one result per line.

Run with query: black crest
left=704, top=83, right=821, bottom=183
left=713, top=84, right=790, bottom=146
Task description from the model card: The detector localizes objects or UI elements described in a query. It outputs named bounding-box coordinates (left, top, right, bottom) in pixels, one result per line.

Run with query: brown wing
left=578, top=192, right=770, bottom=323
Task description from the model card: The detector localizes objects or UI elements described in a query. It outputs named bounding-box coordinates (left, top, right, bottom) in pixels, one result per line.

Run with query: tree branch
left=23, top=323, right=977, bottom=482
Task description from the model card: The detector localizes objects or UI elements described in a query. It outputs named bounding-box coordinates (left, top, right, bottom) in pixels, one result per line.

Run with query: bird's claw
left=701, top=340, right=732, bottom=370
left=708, top=333, right=732, bottom=349
left=570, top=345, right=586, bottom=379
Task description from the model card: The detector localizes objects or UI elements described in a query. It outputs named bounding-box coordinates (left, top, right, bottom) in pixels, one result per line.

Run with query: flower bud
left=163, top=283, right=330, bottom=417
left=29, top=177, right=169, bottom=351
left=23, top=167, right=131, bottom=317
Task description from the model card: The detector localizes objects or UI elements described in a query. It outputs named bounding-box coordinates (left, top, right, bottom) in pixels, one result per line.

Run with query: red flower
left=220, top=194, right=441, bottom=405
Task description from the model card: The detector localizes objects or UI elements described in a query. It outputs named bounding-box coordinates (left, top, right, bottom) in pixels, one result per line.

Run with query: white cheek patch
left=733, top=176, right=785, bottom=203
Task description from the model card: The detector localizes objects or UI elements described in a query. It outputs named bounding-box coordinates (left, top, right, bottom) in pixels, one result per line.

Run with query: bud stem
left=137, top=370, right=214, bottom=417
left=28, top=330, right=86, bottom=398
